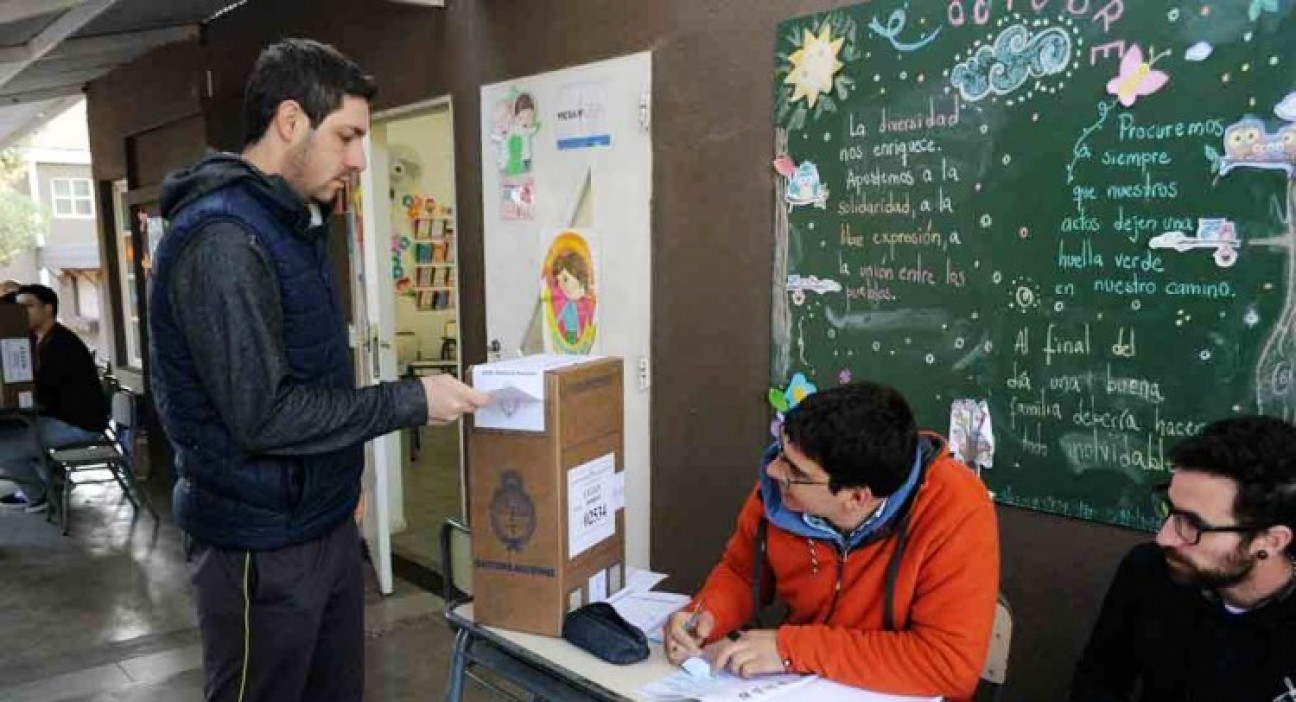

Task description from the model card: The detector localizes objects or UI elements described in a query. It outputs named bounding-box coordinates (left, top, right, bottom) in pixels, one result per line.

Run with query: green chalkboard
left=770, top=1, right=1296, bottom=530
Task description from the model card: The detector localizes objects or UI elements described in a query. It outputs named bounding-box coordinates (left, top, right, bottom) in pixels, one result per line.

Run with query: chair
left=974, top=594, right=1013, bottom=701
left=441, top=519, right=592, bottom=702
left=47, top=387, right=157, bottom=535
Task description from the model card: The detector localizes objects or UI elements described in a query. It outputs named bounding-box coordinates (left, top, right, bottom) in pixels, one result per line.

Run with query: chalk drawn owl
left=1224, top=119, right=1266, bottom=159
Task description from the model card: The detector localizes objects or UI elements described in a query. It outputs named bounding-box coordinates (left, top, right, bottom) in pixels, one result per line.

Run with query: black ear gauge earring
left=1258, top=550, right=1269, bottom=560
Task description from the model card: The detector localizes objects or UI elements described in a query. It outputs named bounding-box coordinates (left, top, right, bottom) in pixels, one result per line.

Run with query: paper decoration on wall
left=501, top=176, right=536, bottom=220
left=783, top=25, right=844, bottom=108
left=555, top=80, right=612, bottom=150
left=490, top=89, right=541, bottom=176
left=785, top=274, right=843, bottom=306
left=1205, top=105, right=1296, bottom=180
left=1149, top=218, right=1241, bottom=268
left=948, top=399, right=994, bottom=473
left=1106, top=45, right=1170, bottom=108
left=767, top=372, right=817, bottom=438
left=775, top=12, right=859, bottom=131
left=1184, top=42, right=1214, bottom=62
left=773, top=154, right=829, bottom=210
left=541, top=229, right=598, bottom=354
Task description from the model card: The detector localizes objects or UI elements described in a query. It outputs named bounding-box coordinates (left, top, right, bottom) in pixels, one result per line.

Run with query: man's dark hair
left=1168, top=415, right=1296, bottom=553
left=243, top=38, right=377, bottom=146
left=16, top=284, right=57, bottom=316
left=782, top=381, right=918, bottom=497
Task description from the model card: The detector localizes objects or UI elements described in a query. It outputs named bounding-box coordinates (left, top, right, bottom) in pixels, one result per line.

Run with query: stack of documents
left=605, top=568, right=690, bottom=643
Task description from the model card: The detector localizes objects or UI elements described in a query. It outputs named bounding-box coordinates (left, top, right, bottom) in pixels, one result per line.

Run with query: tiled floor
left=0, top=478, right=493, bottom=702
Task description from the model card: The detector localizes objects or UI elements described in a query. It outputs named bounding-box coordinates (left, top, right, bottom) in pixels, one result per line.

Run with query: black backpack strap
left=882, top=510, right=914, bottom=631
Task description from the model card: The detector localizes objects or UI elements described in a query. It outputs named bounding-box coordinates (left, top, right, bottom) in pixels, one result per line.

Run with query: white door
left=481, top=52, right=654, bottom=566
left=355, top=125, right=402, bottom=595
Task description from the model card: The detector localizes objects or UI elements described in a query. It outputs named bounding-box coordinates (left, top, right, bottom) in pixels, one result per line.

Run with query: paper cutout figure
left=501, top=176, right=536, bottom=220
left=784, top=25, right=844, bottom=108
left=774, top=155, right=829, bottom=210
left=542, top=230, right=597, bottom=354
left=1148, top=218, right=1241, bottom=268
left=768, top=373, right=818, bottom=438
left=785, top=274, right=843, bottom=306
left=1106, top=45, right=1170, bottom=108
left=1213, top=111, right=1296, bottom=178
left=1184, top=42, right=1213, bottom=62
left=948, top=399, right=994, bottom=471
left=491, top=90, right=541, bottom=176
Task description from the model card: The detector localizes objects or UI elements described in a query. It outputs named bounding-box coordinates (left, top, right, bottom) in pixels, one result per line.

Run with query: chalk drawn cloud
left=949, top=25, right=1072, bottom=103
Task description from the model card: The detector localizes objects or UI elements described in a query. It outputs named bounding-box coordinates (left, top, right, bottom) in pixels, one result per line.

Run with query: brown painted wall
left=83, top=1, right=1150, bottom=699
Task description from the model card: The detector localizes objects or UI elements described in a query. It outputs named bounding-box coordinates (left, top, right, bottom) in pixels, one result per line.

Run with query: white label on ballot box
left=1, top=338, right=33, bottom=384
left=568, top=452, right=616, bottom=559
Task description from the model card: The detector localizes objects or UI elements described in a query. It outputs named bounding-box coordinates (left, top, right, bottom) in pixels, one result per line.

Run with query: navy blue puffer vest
left=150, top=181, right=359, bottom=551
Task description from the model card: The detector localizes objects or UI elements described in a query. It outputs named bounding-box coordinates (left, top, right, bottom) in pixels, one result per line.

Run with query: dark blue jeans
left=0, top=416, right=101, bottom=503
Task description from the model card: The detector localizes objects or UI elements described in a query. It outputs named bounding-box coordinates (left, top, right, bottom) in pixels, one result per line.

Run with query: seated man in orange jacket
left=665, top=381, right=1000, bottom=701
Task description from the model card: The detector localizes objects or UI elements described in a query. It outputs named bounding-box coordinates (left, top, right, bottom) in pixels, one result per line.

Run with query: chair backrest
left=439, top=518, right=474, bottom=605
left=110, top=389, right=136, bottom=429
left=975, top=594, right=1013, bottom=701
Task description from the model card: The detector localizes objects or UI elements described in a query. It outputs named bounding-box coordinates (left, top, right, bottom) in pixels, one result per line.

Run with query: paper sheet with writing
left=567, top=452, right=617, bottom=558
left=608, top=590, right=690, bottom=642
left=638, top=668, right=818, bottom=702
left=639, top=670, right=941, bottom=702
left=471, top=354, right=591, bottom=432
left=1, top=338, right=33, bottom=384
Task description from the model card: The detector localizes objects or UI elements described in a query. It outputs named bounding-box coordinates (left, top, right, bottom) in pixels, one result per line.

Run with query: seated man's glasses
left=1152, top=482, right=1268, bottom=546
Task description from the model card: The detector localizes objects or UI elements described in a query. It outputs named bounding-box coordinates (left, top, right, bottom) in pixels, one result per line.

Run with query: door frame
left=358, top=94, right=465, bottom=593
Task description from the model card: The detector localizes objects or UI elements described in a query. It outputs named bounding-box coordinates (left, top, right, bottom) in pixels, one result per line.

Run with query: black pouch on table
left=561, top=602, right=650, bottom=665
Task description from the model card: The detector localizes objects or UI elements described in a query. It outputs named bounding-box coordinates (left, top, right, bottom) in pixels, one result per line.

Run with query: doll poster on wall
left=540, top=229, right=598, bottom=354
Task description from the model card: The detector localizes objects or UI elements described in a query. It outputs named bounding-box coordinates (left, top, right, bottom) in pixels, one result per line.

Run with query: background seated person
left=665, top=381, right=1000, bottom=702
left=1070, top=415, right=1296, bottom=701
left=0, top=285, right=108, bottom=513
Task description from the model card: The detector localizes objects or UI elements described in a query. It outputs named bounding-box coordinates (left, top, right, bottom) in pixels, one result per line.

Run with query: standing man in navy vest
left=149, top=39, right=489, bottom=702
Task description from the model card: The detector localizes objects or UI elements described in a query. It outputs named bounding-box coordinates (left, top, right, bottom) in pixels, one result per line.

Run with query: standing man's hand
left=421, top=374, right=490, bottom=425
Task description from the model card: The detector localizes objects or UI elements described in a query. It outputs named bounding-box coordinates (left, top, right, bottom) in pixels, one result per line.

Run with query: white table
left=444, top=603, right=940, bottom=702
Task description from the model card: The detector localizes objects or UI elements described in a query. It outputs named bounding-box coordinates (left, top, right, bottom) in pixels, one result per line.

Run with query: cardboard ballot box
left=468, top=355, right=625, bottom=637
left=0, top=305, right=35, bottom=410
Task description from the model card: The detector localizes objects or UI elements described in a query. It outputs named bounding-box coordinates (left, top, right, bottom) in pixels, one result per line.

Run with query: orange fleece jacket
left=693, top=437, right=1000, bottom=701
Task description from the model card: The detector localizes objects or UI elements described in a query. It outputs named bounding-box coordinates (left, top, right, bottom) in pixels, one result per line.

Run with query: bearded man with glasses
left=1071, top=415, right=1296, bottom=702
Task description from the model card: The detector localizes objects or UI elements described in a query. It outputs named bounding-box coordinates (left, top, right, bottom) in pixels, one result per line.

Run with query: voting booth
left=468, top=355, right=626, bottom=636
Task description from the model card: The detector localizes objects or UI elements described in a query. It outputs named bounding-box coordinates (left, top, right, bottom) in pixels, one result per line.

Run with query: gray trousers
left=187, top=518, right=365, bottom=702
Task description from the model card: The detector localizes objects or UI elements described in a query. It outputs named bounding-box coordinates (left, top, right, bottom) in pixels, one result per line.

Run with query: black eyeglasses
left=774, top=442, right=831, bottom=491
left=1152, top=483, right=1269, bottom=546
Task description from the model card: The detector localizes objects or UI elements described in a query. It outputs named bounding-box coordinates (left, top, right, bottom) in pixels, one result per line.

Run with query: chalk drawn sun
left=1007, top=277, right=1041, bottom=314
left=784, top=26, right=844, bottom=108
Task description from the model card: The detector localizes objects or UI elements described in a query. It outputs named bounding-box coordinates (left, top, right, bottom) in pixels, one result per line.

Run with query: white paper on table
left=796, top=678, right=942, bottom=701
left=1, top=338, right=33, bottom=384
left=638, top=668, right=818, bottom=702
left=471, top=354, right=593, bottom=432
left=567, top=452, right=617, bottom=559
left=588, top=569, right=609, bottom=603
left=622, top=567, right=668, bottom=595
left=608, top=590, right=690, bottom=640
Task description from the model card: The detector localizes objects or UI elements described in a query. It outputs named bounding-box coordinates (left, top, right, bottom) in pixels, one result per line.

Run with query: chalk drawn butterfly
left=1106, top=45, right=1169, bottom=108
